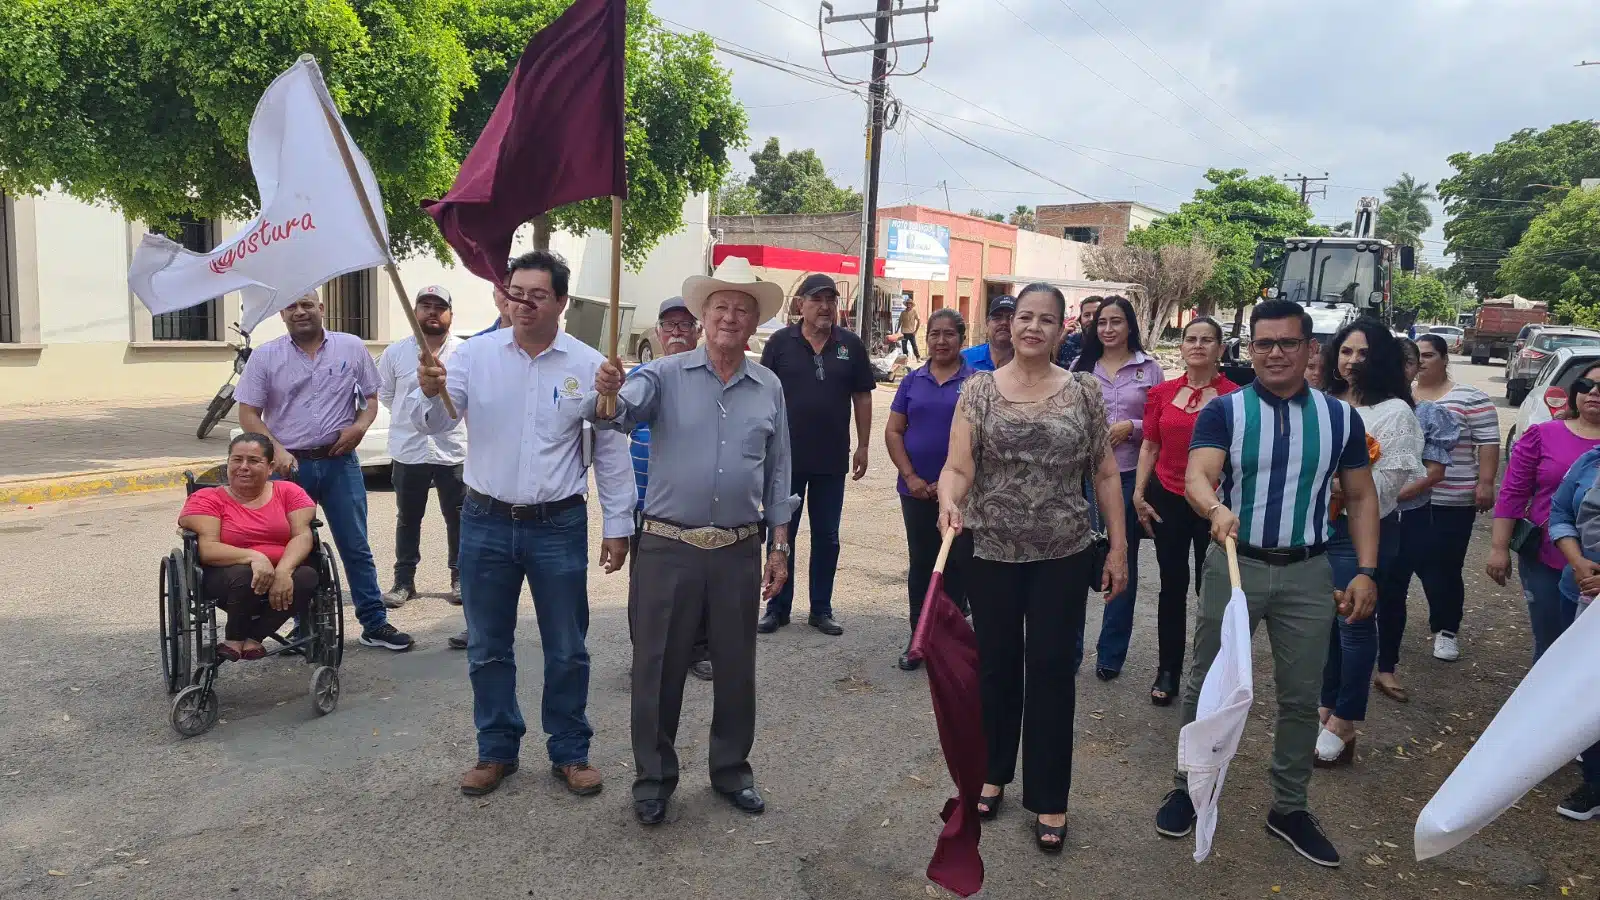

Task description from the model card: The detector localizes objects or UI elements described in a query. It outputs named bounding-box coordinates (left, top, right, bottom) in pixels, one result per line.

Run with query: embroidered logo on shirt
left=559, top=375, right=582, bottom=399
left=1135, top=368, right=1146, bottom=381
left=836, top=345, right=850, bottom=360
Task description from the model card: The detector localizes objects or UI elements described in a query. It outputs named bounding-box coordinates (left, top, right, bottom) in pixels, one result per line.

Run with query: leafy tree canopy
left=0, top=0, right=746, bottom=265
left=713, top=137, right=859, bottom=216
left=1127, top=167, right=1325, bottom=309
left=1008, top=205, right=1035, bottom=231
left=1391, top=272, right=1453, bottom=323
left=1498, top=185, right=1600, bottom=312
left=1437, top=121, right=1600, bottom=296
left=1375, top=173, right=1434, bottom=249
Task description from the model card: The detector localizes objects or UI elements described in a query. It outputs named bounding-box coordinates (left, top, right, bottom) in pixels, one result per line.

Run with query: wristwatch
left=770, top=542, right=791, bottom=556
left=1355, top=566, right=1379, bottom=580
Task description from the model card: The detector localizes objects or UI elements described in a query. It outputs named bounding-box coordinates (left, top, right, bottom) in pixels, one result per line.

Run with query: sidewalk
left=0, top=397, right=234, bottom=505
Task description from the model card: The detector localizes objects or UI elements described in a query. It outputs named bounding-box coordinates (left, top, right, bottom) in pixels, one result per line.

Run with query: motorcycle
left=197, top=324, right=252, bottom=439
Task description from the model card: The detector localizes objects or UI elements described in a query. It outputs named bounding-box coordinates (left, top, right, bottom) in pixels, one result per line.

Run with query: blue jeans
left=458, top=496, right=592, bottom=767
left=1093, top=469, right=1143, bottom=673
left=1320, top=513, right=1399, bottom=722
left=293, top=454, right=386, bottom=631
left=1520, top=549, right=1572, bottom=663
left=767, top=472, right=846, bottom=619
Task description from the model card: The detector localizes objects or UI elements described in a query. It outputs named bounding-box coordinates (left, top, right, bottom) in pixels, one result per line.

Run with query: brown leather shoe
left=460, top=761, right=518, bottom=796
left=552, top=762, right=603, bottom=796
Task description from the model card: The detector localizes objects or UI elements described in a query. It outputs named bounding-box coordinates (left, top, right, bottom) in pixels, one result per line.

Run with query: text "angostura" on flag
left=208, top=213, right=318, bottom=275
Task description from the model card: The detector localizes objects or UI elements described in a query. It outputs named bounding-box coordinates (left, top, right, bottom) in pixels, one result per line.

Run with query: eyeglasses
left=814, top=355, right=826, bottom=382
left=659, top=319, right=697, bottom=333
left=501, top=287, right=555, bottom=304
left=1249, top=338, right=1307, bottom=355
left=1574, top=378, right=1600, bottom=395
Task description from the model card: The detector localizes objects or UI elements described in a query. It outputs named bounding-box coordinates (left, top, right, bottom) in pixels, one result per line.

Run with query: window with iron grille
left=151, top=217, right=220, bottom=340
left=1063, top=226, right=1101, bottom=246
left=323, top=270, right=375, bottom=339
left=0, top=192, right=16, bottom=343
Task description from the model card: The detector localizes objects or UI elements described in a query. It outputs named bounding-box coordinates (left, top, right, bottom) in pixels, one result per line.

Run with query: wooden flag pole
left=1224, top=536, right=1242, bottom=592
left=307, top=55, right=457, bottom=419
left=597, top=194, right=624, bottom=418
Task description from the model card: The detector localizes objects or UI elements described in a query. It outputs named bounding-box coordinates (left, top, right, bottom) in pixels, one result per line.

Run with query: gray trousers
left=1173, top=550, right=1335, bottom=815
left=630, top=533, right=761, bottom=801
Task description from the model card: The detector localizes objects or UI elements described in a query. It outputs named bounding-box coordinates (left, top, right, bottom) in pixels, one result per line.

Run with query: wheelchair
left=157, top=466, right=345, bottom=737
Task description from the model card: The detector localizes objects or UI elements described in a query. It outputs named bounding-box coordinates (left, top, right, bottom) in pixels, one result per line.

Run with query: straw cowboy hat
left=682, top=257, right=786, bottom=323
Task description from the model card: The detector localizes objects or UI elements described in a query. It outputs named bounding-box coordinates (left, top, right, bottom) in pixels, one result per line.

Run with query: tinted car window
left=1535, top=334, right=1600, bottom=352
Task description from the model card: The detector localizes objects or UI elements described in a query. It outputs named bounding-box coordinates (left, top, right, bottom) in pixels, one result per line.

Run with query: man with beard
left=236, top=293, right=413, bottom=651
left=962, top=295, right=1016, bottom=372
left=626, top=298, right=714, bottom=680
left=377, top=286, right=468, bottom=609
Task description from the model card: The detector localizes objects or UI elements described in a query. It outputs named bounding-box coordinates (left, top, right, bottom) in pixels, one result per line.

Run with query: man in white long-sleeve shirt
left=412, top=250, right=634, bottom=800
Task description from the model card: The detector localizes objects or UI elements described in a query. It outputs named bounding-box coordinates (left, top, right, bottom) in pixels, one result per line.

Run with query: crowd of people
left=176, top=249, right=1600, bottom=868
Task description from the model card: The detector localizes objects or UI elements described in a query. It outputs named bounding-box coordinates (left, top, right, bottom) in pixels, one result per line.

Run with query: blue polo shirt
left=890, top=361, right=975, bottom=496
left=962, top=343, right=996, bottom=372
left=1190, top=380, right=1368, bottom=549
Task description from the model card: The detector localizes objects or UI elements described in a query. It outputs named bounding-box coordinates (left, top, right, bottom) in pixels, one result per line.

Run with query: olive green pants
left=1173, top=549, right=1334, bottom=815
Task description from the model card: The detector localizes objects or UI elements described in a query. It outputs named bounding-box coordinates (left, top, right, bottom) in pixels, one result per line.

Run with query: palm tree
left=1009, top=205, right=1036, bottom=231
left=1376, top=173, right=1435, bottom=248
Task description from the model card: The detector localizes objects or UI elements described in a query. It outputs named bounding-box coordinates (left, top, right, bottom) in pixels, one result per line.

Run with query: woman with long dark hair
left=1072, top=295, right=1164, bottom=681
left=886, top=308, right=975, bottom=671
left=939, top=283, right=1128, bottom=852
left=1314, top=318, right=1425, bottom=767
left=1132, top=316, right=1237, bottom=705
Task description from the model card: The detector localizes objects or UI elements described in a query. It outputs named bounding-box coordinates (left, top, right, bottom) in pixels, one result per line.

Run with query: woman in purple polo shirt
left=886, top=308, right=975, bottom=671
left=1072, top=295, right=1164, bottom=681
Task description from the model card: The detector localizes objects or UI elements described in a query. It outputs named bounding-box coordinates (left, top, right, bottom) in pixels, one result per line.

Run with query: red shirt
left=178, top=482, right=315, bottom=564
left=1143, top=373, right=1240, bottom=495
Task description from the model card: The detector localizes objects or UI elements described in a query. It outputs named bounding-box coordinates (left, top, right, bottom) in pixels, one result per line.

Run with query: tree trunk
left=1232, top=304, right=1246, bottom=336
left=532, top=214, right=551, bottom=251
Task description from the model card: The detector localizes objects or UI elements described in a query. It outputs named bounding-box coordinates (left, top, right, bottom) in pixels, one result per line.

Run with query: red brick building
left=1035, top=201, right=1168, bottom=248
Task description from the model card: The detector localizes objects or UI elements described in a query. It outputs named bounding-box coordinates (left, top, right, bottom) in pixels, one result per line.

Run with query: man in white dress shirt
left=377, top=286, right=467, bottom=608
left=413, top=250, right=634, bottom=800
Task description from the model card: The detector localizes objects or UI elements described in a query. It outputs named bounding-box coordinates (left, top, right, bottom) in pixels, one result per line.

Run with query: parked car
left=1424, top=324, right=1464, bottom=354
left=228, top=401, right=392, bottom=474
left=1505, top=327, right=1600, bottom=405
left=1508, top=346, right=1600, bottom=454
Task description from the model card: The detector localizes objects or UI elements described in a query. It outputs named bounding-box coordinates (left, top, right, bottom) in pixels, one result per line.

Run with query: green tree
left=1437, top=121, right=1600, bottom=296
left=1498, top=186, right=1600, bottom=312
left=967, top=207, right=1005, bottom=222
left=1127, top=168, right=1325, bottom=314
left=1009, top=205, right=1035, bottom=231
left=0, top=0, right=745, bottom=264
left=714, top=137, right=858, bottom=216
left=1391, top=272, right=1453, bottom=323
left=1375, top=173, right=1435, bottom=248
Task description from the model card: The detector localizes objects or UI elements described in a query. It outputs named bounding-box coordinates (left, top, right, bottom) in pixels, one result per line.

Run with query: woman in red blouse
left=178, top=433, right=319, bottom=661
left=1131, top=317, right=1238, bottom=706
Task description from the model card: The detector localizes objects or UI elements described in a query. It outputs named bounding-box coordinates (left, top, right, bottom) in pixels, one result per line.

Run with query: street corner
left=0, top=463, right=216, bottom=508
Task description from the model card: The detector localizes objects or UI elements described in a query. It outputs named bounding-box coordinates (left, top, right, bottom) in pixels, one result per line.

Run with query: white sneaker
left=1433, top=631, right=1461, bottom=661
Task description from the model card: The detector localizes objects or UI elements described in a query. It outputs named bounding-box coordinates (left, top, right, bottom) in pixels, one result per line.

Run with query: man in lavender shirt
left=235, top=293, right=413, bottom=651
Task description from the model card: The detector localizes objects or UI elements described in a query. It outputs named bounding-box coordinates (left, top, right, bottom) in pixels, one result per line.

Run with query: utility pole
left=937, top=179, right=951, bottom=209
left=1282, top=172, right=1329, bottom=206
left=821, top=0, right=935, bottom=337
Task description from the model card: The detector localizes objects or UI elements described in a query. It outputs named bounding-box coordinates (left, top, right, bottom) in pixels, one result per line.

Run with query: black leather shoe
left=756, top=611, right=788, bottom=634
left=721, top=786, right=765, bottom=814
left=634, top=798, right=668, bottom=825
left=808, top=615, right=844, bottom=636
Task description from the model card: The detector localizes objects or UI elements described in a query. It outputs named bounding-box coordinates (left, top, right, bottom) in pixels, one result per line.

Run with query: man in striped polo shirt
left=626, top=297, right=712, bottom=681
left=1154, top=299, right=1381, bottom=869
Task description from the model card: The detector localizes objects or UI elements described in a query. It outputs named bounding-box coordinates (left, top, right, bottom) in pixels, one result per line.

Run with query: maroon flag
left=908, top=567, right=986, bottom=897
left=422, top=0, right=627, bottom=283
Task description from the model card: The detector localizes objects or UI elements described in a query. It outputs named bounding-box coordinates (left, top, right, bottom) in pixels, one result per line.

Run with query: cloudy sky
left=655, top=0, right=1600, bottom=264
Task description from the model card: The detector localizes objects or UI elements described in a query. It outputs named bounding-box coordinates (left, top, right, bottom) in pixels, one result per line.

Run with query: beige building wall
left=1013, top=229, right=1087, bottom=281
left=0, top=191, right=708, bottom=406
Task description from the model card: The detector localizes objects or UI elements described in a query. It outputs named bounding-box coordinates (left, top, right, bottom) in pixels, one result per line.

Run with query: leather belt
left=642, top=517, right=759, bottom=551
left=1234, top=542, right=1327, bottom=566
left=288, top=443, right=339, bottom=460
left=467, top=488, right=584, bottom=521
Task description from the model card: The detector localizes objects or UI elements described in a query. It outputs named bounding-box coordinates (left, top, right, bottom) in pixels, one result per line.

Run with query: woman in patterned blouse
left=938, top=283, right=1129, bottom=853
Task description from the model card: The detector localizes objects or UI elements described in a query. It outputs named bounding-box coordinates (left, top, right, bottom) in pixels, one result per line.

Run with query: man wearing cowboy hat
left=586, top=256, right=797, bottom=827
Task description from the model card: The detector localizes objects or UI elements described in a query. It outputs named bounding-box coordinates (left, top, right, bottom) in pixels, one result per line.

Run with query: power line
left=1083, top=0, right=1321, bottom=173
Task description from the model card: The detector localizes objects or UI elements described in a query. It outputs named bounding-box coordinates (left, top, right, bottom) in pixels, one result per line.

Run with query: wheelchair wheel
left=159, top=551, right=191, bottom=694
left=170, top=685, right=218, bottom=737
left=310, top=666, right=340, bottom=716
left=312, top=542, right=345, bottom=668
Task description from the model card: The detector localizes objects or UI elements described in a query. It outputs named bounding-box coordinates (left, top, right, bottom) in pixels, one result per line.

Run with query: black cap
left=797, top=273, right=839, bottom=297
left=988, top=295, right=1017, bottom=316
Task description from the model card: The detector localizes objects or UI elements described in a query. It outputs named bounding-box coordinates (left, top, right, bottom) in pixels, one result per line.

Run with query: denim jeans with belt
left=1320, top=512, right=1400, bottom=721
left=292, top=454, right=386, bottom=631
left=458, top=494, right=593, bottom=767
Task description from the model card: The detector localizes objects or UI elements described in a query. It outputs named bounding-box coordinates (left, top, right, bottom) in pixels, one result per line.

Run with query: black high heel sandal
left=1150, top=670, right=1178, bottom=707
left=976, top=788, right=1003, bottom=820
left=1034, top=817, right=1066, bottom=853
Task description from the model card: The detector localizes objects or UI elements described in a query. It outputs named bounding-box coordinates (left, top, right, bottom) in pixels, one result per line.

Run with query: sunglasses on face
left=1574, top=378, right=1600, bottom=395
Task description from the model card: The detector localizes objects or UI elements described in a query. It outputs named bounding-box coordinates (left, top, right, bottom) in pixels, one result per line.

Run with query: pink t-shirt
left=1494, top=420, right=1600, bottom=569
left=179, top=482, right=315, bottom=565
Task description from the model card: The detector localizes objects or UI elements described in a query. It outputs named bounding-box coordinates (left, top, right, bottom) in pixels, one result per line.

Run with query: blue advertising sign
left=884, top=219, right=951, bottom=280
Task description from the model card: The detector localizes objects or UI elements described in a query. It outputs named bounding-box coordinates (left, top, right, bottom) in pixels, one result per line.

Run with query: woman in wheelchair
left=178, top=432, right=318, bottom=661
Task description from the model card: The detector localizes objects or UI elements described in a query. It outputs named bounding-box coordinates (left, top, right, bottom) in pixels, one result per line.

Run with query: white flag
left=1177, top=582, right=1254, bottom=863
left=128, top=56, right=389, bottom=332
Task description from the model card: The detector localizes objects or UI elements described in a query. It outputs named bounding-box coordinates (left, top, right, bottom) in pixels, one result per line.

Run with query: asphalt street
left=3, top=360, right=1597, bottom=899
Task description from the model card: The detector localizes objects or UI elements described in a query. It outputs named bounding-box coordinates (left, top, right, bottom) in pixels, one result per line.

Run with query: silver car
left=1508, top=346, right=1600, bottom=453
left=1506, top=327, right=1600, bottom=405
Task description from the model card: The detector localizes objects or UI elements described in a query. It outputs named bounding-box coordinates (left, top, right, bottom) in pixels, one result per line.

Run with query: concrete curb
left=0, top=461, right=216, bottom=507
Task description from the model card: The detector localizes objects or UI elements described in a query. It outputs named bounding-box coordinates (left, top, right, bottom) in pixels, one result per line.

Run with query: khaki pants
left=1173, top=550, right=1334, bottom=815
